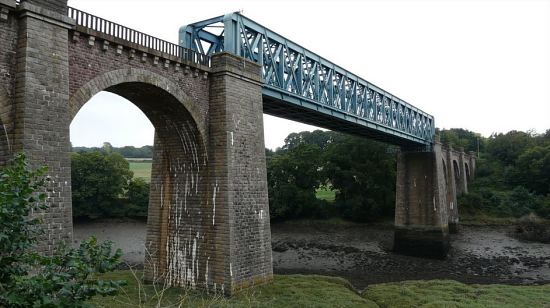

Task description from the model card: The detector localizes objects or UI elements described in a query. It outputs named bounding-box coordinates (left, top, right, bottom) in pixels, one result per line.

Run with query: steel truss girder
left=180, top=13, right=435, bottom=146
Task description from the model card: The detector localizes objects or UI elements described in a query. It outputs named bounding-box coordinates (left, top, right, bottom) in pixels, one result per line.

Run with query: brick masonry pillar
left=468, top=151, right=476, bottom=180
left=458, top=148, right=468, bottom=194
left=0, top=0, right=18, bottom=167
left=445, top=145, right=459, bottom=233
left=394, top=141, right=450, bottom=258
left=12, top=1, right=74, bottom=252
left=208, top=52, right=273, bottom=294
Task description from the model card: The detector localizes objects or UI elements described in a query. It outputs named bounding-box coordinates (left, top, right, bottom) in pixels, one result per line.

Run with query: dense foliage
left=71, top=152, right=149, bottom=219
left=267, top=130, right=396, bottom=222
left=0, top=154, right=124, bottom=307
left=440, top=128, right=550, bottom=219
left=71, top=128, right=550, bottom=223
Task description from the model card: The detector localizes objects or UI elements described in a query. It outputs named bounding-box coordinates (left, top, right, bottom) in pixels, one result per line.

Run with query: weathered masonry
left=394, top=140, right=476, bottom=258
left=0, top=0, right=474, bottom=294
left=1, top=0, right=271, bottom=294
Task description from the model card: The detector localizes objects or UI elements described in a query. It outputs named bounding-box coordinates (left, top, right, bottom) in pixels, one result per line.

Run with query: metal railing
left=67, top=7, right=210, bottom=67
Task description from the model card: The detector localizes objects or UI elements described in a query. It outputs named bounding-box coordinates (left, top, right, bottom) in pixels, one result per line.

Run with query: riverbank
left=74, top=218, right=550, bottom=290
left=89, top=270, right=550, bottom=307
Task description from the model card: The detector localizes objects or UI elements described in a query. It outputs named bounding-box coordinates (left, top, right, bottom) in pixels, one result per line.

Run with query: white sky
left=69, top=0, right=550, bottom=149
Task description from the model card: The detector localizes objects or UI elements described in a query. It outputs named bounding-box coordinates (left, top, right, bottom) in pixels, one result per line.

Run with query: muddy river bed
left=74, top=219, right=550, bottom=289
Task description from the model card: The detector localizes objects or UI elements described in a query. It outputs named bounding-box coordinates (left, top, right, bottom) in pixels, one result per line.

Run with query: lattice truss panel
left=181, top=13, right=435, bottom=145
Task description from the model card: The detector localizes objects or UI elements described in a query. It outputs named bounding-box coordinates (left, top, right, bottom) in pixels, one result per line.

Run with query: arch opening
left=452, top=160, right=460, bottom=180
left=69, top=74, right=208, bottom=286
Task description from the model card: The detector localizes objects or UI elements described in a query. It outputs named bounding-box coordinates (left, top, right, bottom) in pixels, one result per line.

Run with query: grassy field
left=89, top=271, right=376, bottom=307
left=316, top=186, right=336, bottom=202
left=89, top=271, right=550, bottom=307
left=364, top=279, right=550, bottom=307
left=129, top=161, right=152, bottom=182
left=127, top=161, right=337, bottom=201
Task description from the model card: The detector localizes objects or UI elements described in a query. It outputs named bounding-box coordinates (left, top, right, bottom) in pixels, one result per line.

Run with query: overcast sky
left=69, top=0, right=550, bottom=149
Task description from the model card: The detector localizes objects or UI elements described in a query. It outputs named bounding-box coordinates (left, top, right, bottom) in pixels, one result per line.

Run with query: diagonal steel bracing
left=180, top=12, right=435, bottom=147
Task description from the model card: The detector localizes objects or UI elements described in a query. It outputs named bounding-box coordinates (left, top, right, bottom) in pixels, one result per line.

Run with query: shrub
left=0, top=153, right=125, bottom=307
left=126, top=178, right=150, bottom=217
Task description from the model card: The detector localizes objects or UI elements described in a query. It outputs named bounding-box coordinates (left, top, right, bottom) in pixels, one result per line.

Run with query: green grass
left=129, top=161, right=152, bottom=182
left=89, top=271, right=376, bottom=307
left=89, top=271, right=550, bottom=307
left=363, top=279, right=550, bottom=308
left=316, top=186, right=336, bottom=202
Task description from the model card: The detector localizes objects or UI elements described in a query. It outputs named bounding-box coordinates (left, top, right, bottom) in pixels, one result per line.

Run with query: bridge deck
left=181, top=13, right=435, bottom=147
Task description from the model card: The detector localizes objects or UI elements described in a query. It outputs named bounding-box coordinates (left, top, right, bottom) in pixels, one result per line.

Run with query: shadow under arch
left=69, top=68, right=209, bottom=286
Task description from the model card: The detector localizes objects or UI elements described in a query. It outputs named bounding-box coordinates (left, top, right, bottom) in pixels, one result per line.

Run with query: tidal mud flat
left=74, top=219, right=550, bottom=289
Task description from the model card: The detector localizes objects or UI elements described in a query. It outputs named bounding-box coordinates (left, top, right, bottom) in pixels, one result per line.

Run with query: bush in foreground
left=0, top=154, right=125, bottom=307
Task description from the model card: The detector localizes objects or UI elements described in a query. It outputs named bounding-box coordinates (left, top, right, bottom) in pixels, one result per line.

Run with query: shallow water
left=73, top=219, right=550, bottom=289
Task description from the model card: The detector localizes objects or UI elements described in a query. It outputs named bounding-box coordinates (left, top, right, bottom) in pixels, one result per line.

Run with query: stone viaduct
left=0, top=0, right=475, bottom=294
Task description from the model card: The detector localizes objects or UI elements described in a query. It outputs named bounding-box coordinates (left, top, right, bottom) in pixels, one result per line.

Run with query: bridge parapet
left=67, top=7, right=210, bottom=72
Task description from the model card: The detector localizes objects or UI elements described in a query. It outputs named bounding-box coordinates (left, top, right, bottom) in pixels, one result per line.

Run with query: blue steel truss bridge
left=181, top=12, right=435, bottom=148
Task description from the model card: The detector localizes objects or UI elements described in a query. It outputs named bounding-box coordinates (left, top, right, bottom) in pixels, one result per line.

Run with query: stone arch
left=0, top=87, right=11, bottom=166
left=69, top=68, right=206, bottom=140
left=69, top=68, right=209, bottom=286
left=464, top=162, right=470, bottom=182
left=452, top=159, right=464, bottom=195
left=452, top=159, right=460, bottom=179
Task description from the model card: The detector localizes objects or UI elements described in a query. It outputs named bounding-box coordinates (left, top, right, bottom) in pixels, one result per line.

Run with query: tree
left=323, top=134, right=396, bottom=221
left=282, top=130, right=341, bottom=151
left=267, top=143, right=325, bottom=220
left=438, top=128, right=484, bottom=153
left=486, top=130, right=534, bottom=165
left=102, top=142, right=113, bottom=153
left=515, top=145, right=550, bottom=195
left=126, top=178, right=150, bottom=217
left=0, top=153, right=124, bottom=307
left=71, top=152, right=133, bottom=218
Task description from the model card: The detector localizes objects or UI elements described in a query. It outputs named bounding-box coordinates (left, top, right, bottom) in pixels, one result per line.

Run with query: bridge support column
left=11, top=1, right=74, bottom=253
left=207, top=52, right=273, bottom=294
left=468, top=151, right=476, bottom=180
left=458, top=148, right=468, bottom=194
left=394, top=141, right=450, bottom=258
left=445, top=145, right=459, bottom=233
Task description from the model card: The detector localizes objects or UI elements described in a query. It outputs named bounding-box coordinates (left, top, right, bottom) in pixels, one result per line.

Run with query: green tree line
left=71, top=128, right=550, bottom=222
left=73, top=142, right=153, bottom=158
left=444, top=129, right=550, bottom=219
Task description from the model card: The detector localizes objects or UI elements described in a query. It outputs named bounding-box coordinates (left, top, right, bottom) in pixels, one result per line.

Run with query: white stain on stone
left=2, top=124, right=11, bottom=153
left=205, top=257, right=209, bottom=288
left=230, top=131, right=234, bottom=146
left=212, top=181, right=219, bottom=225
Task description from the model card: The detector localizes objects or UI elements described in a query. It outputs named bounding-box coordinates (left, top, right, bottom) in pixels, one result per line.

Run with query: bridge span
left=181, top=13, right=434, bottom=147
left=0, top=0, right=474, bottom=295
